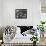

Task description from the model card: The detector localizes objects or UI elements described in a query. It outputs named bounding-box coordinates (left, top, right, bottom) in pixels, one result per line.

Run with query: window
left=41, top=0, right=46, bottom=13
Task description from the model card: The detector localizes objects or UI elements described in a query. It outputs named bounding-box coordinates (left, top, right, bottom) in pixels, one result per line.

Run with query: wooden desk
left=1, top=43, right=33, bottom=46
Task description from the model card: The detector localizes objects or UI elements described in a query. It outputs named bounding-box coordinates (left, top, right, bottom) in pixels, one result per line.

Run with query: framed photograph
left=15, top=9, right=27, bottom=19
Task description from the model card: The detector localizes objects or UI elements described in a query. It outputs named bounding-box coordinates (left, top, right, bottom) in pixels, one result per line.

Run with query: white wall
left=1, top=0, right=41, bottom=27
left=0, top=0, right=3, bottom=26
left=32, top=0, right=41, bottom=28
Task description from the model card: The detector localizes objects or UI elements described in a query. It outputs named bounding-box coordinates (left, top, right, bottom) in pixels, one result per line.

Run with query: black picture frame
left=15, top=9, right=27, bottom=19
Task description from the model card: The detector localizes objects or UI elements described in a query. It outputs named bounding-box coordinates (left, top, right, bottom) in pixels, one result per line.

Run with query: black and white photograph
left=15, top=9, right=27, bottom=19
left=0, top=0, right=46, bottom=46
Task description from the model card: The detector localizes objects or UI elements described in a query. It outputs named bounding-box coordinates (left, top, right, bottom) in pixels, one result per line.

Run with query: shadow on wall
left=0, top=27, right=5, bottom=40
